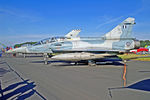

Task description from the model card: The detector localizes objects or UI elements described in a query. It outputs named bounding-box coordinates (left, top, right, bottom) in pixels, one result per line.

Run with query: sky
left=0, top=0, right=150, bottom=46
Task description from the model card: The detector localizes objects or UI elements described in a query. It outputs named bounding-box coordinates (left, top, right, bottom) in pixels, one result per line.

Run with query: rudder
left=103, top=17, right=135, bottom=39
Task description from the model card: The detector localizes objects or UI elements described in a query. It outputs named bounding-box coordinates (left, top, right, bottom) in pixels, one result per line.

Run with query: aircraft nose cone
left=12, top=47, right=26, bottom=53
left=6, top=50, right=13, bottom=53
left=12, top=49, right=17, bottom=52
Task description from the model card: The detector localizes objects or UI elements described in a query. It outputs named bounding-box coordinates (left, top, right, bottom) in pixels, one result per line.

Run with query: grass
left=117, top=54, right=150, bottom=61
left=135, top=57, right=150, bottom=61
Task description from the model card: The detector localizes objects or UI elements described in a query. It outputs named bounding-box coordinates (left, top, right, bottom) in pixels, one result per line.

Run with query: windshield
left=33, top=37, right=68, bottom=46
left=50, top=37, right=67, bottom=43
left=21, top=44, right=32, bottom=47
left=33, top=42, right=41, bottom=46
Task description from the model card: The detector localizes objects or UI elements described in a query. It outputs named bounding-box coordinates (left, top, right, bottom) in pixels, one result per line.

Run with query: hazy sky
left=0, top=0, right=150, bottom=46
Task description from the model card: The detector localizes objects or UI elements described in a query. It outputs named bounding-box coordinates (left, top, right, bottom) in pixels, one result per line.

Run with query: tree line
left=14, top=42, right=37, bottom=48
left=140, top=40, right=150, bottom=47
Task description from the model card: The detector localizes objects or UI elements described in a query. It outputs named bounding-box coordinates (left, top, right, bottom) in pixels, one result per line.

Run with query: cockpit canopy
left=21, top=44, right=32, bottom=47
left=33, top=37, right=69, bottom=46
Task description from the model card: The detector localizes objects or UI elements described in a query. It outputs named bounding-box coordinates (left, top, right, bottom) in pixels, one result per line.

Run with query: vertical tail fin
left=103, top=17, right=135, bottom=39
left=65, top=29, right=81, bottom=38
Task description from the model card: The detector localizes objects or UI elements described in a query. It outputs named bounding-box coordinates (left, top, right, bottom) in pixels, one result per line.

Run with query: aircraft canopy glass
left=21, top=44, right=32, bottom=47
left=33, top=37, right=68, bottom=46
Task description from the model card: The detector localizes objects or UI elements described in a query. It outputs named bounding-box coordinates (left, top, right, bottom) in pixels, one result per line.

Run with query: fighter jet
left=6, top=29, right=81, bottom=56
left=50, top=17, right=140, bottom=65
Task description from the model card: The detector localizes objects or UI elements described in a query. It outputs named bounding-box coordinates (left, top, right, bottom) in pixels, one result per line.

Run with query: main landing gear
left=88, top=60, right=96, bottom=66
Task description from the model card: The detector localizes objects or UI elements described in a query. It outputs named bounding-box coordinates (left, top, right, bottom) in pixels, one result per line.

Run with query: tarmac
left=0, top=54, right=150, bottom=100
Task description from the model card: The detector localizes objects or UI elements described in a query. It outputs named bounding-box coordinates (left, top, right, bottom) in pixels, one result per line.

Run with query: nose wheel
left=23, top=53, right=26, bottom=58
left=43, top=53, right=48, bottom=65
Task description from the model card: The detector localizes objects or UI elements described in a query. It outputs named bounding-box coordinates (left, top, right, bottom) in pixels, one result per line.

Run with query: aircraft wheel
left=88, top=60, right=96, bottom=66
left=43, top=53, right=48, bottom=65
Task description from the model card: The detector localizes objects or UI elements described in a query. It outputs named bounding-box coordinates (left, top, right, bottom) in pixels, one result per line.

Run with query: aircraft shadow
left=31, top=60, right=71, bottom=64
left=0, top=62, right=6, bottom=64
left=14, top=55, right=43, bottom=58
left=108, top=78, right=150, bottom=98
left=53, top=61, right=124, bottom=67
left=0, top=68, right=10, bottom=77
left=97, top=61, right=124, bottom=66
left=138, top=71, right=150, bottom=73
left=16, top=90, right=35, bottom=100
left=0, top=79, right=36, bottom=100
left=109, top=78, right=150, bottom=92
left=127, top=79, right=150, bottom=92
left=24, top=55, right=43, bottom=58
left=31, top=58, right=124, bottom=66
left=0, top=62, right=11, bottom=77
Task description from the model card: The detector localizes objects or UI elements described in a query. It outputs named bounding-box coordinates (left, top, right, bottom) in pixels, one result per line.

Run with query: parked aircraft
left=6, top=29, right=81, bottom=56
left=50, top=17, right=140, bottom=65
